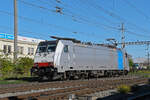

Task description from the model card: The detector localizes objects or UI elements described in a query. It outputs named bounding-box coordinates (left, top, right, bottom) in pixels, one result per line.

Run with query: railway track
left=0, top=75, right=139, bottom=94
left=0, top=75, right=148, bottom=100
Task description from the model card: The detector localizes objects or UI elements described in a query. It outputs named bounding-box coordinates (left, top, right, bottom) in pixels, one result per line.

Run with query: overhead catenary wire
left=21, top=0, right=141, bottom=39
left=17, top=0, right=127, bottom=42
left=0, top=10, right=102, bottom=40
left=1, top=23, right=149, bottom=45
left=72, top=0, right=150, bottom=38
left=85, top=0, right=150, bottom=34
left=54, top=0, right=119, bottom=29
left=123, top=0, right=150, bottom=21
left=16, top=0, right=150, bottom=39
left=0, top=25, right=47, bottom=39
left=0, top=9, right=76, bottom=33
left=19, top=0, right=55, bottom=12
left=22, top=0, right=127, bottom=40
left=0, top=25, right=106, bottom=44
left=53, top=0, right=118, bottom=25
left=19, top=0, right=119, bottom=31
left=125, top=30, right=150, bottom=39
left=2, top=0, right=149, bottom=41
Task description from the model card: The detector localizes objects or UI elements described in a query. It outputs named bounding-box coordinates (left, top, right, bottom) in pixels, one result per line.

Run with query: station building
left=0, top=33, right=44, bottom=59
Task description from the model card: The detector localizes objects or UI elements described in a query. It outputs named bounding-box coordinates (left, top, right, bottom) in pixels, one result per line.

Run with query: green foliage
left=129, top=70, right=150, bottom=78
left=0, top=57, right=14, bottom=78
left=129, top=70, right=150, bottom=74
left=117, top=85, right=131, bottom=94
left=0, top=56, right=33, bottom=79
left=0, top=80, right=26, bottom=84
left=14, top=57, right=34, bottom=76
left=129, top=59, right=134, bottom=68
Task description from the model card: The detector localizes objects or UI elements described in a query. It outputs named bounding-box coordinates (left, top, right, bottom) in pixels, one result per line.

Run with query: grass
left=0, top=75, right=37, bottom=84
left=117, top=85, right=131, bottom=94
left=0, top=80, right=27, bottom=84
left=129, top=70, right=150, bottom=78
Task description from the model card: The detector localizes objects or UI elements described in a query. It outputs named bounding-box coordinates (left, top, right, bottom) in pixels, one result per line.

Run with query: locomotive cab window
left=36, top=46, right=46, bottom=53
left=47, top=44, right=56, bottom=52
left=64, top=45, right=68, bottom=53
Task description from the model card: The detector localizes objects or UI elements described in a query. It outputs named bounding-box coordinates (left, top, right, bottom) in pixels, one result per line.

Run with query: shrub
left=14, top=57, right=34, bottom=76
left=117, top=85, right=131, bottom=94
left=0, top=57, right=14, bottom=78
left=0, top=56, right=34, bottom=79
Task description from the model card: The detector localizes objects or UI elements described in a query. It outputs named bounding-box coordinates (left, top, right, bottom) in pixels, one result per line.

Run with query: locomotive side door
left=63, top=44, right=74, bottom=70
left=68, top=45, right=74, bottom=70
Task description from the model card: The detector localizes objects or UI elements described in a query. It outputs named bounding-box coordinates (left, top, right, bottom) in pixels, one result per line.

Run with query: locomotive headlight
left=34, top=68, right=37, bottom=71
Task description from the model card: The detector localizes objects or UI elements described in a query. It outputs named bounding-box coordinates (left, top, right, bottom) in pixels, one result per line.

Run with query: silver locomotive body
left=31, top=39, right=129, bottom=80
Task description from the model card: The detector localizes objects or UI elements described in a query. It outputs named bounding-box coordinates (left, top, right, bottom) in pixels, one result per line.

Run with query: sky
left=0, top=0, right=150, bottom=58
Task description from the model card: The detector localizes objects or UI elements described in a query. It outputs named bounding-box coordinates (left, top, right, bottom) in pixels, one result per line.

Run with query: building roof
left=133, top=57, right=147, bottom=63
left=0, top=33, right=44, bottom=43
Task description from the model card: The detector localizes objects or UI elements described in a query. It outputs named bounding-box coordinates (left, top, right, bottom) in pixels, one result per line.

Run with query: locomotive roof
left=39, top=36, right=117, bottom=49
left=40, top=40, right=117, bottom=50
left=51, top=36, right=81, bottom=43
left=38, top=40, right=57, bottom=45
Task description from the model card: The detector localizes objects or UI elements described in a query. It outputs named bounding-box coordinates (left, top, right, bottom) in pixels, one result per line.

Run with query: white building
left=133, top=57, right=147, bottom=64
left=133, top=57, right=149, bottom=69
left=0, top=33, right=44, bottom=59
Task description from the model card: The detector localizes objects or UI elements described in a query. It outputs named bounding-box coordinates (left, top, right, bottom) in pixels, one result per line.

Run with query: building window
left=28, top=47, right=34, bottom=55
left=8, top=45, right=11, bottom=54
left=3, top=45, right=11, bottom=54
left=31, top=48, right=34, bottom=55
left=28, top=47, right=30, bottom=55
left=18, top=46, right=24, bottom=54
left=3, top=45, right=7, bottom=54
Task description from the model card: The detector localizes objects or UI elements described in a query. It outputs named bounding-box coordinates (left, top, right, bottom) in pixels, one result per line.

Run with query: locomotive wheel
left=38, top=77, right=43, bottom=82
left=38, top=76, right=48, bottom=82
left=124, top=71, right=128, bottom=75
left=48, top=76, right=52, bottom=81
left=80, top=74, right=87, bottom=79
left=104, top=71, right=109, bottom=77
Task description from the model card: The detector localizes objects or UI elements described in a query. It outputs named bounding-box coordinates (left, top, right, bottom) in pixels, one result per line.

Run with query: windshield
left=36, top=46, right=47, bottom=53
left=47, top=44, right=56, bottom=52
left=36, top=44, right=57, bottom=53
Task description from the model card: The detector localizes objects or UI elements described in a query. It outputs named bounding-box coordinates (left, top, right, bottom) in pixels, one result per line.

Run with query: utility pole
left=120, top=23, right=126, bottom=71
left=14, top=0, right=18, bottom=61
left=121, top=23, right=125, bottom=49
left=148, top=52, right=149, bottom=67
left=146, top=44, right=150, bottom=68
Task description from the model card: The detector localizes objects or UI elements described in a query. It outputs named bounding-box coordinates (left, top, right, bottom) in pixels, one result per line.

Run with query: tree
left=129, top=59, right=134, bottom=68
left=0, top=56, right=14, bottom=78
left=14, top=57, right=34, bottom=76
